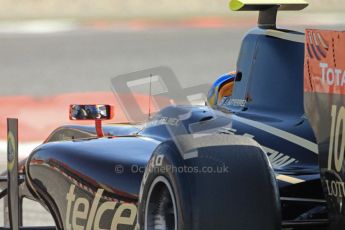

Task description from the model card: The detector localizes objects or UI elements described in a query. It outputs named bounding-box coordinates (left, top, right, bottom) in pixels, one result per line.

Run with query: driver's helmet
left=207, top=71, right=236, bottom=109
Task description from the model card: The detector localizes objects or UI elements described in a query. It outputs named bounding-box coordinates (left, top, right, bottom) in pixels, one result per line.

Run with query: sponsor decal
left=324, top=105, right=345, bottom=199
left=306, top=31, right=329, bottom=61
left=325, top=179, right=345, bottom=198
left=7, top=131, right=16, bottom=172
left=320, top=63, right=345, bottom=87
left=304, top=29, right=345, bottom=95
left=145, top=115, right=180, bottom=128
left=222, top=97, right=247, bottom=107
left=265, top=146, right=297, bottom=168
left=65, top=184, right=137, bottom=230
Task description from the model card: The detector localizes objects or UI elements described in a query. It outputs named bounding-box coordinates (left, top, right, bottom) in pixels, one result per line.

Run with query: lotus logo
left=306, top=31, right=329, bottom=61
left=7, top=131, right=16, bottom=171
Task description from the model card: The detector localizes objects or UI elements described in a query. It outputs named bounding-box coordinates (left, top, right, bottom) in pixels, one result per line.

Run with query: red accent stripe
left=85, top=17, right=256, bottom=30
left=0, top=92, right=153, bottom=142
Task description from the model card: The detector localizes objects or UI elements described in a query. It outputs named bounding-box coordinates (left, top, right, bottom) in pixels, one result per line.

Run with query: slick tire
left=138, top=134, right=281, bottom=230
left=137, top=139, right=191, bottom=230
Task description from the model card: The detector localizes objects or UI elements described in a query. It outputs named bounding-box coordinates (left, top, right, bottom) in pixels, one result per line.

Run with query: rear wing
left=304, top=30, right=345, bottom=228
left=229, top=0, right=309, bottom=28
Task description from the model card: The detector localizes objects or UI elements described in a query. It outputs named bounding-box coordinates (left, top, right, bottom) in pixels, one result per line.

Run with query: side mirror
left=69, top=104, right=114, bottom=138
left=69, top=104, right=113, bottom=121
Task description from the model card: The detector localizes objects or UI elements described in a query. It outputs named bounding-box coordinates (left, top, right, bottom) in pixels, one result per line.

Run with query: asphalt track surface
left=0, top=27, right=246, bottom=96
left=0, top=21, right=344, bottom=227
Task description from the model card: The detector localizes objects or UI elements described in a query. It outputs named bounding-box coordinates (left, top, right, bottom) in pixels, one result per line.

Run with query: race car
left=2, top=0, right=344, bottom=229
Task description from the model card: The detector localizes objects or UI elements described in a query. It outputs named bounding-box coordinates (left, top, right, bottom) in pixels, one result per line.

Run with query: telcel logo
left=65, top=184, right=137, bottom=230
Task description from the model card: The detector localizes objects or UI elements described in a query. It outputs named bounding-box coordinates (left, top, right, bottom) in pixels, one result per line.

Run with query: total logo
left=65, top=184, right=137, bottom=230
left=320, top=63, right=345, bottom=87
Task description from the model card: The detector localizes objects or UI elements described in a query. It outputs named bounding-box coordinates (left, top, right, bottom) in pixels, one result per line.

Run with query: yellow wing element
left=229, top=0, right=308, bottom=11
left=229, top=0, right=308, bottom=28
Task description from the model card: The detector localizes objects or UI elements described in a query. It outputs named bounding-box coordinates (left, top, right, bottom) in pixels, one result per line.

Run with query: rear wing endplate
left=304, top=29, right=345, bottom=229
left=229, top=0, right=309, bottom=28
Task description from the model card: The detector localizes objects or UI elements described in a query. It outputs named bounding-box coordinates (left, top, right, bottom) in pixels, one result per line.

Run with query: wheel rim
left=145, top=176, right=177, bottom=230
